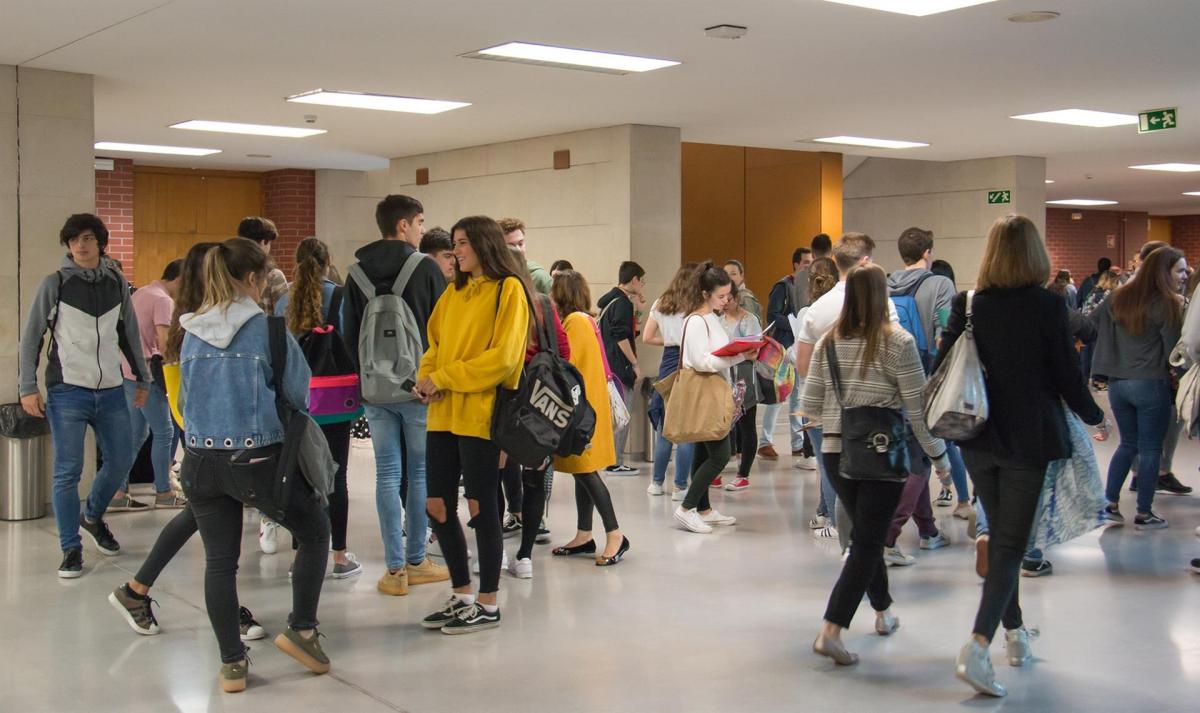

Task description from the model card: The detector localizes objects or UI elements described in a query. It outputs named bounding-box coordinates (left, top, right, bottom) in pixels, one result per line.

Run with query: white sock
left=453, top=593, right=476, bottom=606
left=480, top=602, right=498, bottom=613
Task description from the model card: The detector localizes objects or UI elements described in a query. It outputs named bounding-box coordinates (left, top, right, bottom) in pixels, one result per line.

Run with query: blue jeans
left=812, top=428, right=836, bottom=525
left=45, top=384, right=134, bottom=550
left=1104, top=378, right=1171, bottom=514
left=758, top=387, right=803, bottom=452
left=946, top=441, right=970, bottom=503
left=652, top=429, right=695, bottom=489
left=365, top=401, right=429, bottom=569
left=123, top=379, right=174, bottom=492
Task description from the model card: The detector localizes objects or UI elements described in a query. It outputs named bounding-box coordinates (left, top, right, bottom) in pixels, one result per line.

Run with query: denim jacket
left=179, top=296, right=311, bottom=449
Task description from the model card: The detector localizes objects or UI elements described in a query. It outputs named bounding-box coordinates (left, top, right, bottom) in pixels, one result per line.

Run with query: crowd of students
left=18, top=200, right=1200, bottom=698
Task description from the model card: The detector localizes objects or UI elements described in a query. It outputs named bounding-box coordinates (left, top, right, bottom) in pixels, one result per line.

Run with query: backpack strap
left=267, top=315, right=289, bottom=420
left=346, top=263, right=376, bottom=300
left=266, top=315, right=301, bottom=515
left=390, top=252, right=428, bottom=299
left=326, top=285, right=345, bottom=331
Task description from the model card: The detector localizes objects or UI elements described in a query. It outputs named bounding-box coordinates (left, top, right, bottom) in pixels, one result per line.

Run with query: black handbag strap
left=267, top=316, right=301, bottom=514
left=824, top=338, right=846, bottom=406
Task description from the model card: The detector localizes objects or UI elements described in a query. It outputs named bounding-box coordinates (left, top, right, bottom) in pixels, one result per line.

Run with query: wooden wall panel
left=744, top=148, right=823, bottom=304
left=681, top=143, right=745, bottom=268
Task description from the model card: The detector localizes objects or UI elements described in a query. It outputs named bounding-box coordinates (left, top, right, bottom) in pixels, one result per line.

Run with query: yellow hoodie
left=419, top=275, right=530, bottom=439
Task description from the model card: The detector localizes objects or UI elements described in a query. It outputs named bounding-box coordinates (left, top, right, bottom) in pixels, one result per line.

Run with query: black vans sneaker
left=1157, top=473, right=1194, bottom=496
left=1020, top=559, right=1053, bottom=578
left=440, top=603, right=500, bottom=635
left=58, top=547, right=83, bottom=578
left=1134, top=512, right=1169, bottom=530
left=1103, top=505, right=1125, bottom=526
left=80, top=515, right=120, bottom=555
left=422, top=596, right=473, bottom=629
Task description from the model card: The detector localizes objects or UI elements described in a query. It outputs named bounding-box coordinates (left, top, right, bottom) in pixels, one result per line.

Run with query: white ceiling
left=6, top=0, right=1200, bottom=213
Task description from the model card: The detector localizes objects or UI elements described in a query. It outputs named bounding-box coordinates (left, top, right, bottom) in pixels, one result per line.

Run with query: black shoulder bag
left=824, top=339, right=909, bottom=480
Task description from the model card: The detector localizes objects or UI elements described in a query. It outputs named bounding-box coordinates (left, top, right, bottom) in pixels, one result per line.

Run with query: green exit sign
left=1139, top=108, right=1177, bottom=133
left=987, top=190, right=1012, bottom=205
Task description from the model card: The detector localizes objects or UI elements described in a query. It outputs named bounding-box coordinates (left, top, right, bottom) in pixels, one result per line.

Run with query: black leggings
left=499, top=458, right=522, bottom=516
left=427, top=432, right=502, bottom=594
left=134, top=506, right=197, bottom=588
left=682, top=438, right=732, bottom=511
left=821, top=453, right=905, bottom=628
left=179, top=445, right=330, bottom=664
left=516, top=465, right=549, bottom=560
left=572, top=471, right=620, bottom=533
left=292, top=421, right=352, bottom=552
left=734, top=405, right=758, bottom=477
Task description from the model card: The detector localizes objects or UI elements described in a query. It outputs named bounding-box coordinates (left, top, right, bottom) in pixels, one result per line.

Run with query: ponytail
left=287, top=237, right=331, bottom=334
left=196, top=237, right=268, bottom=314
left=683, top=261, right=732, bottom=314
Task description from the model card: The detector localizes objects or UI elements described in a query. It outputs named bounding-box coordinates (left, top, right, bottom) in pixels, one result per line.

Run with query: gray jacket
left=886, top=267, right=956, bottom=349
left=1087, top=294, right=1180, bottom=381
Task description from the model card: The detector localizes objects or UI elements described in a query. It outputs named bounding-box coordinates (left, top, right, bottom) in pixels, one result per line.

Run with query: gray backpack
left=347, top=252, right=427, bottom=404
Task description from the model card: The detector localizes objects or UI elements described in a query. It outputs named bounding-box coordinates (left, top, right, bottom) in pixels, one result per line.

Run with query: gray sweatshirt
left=886, top=267, right=956, bottom=350
left=19, top=255, right=150, bottom=396
left=1088, top=294, right=1180, bottom=381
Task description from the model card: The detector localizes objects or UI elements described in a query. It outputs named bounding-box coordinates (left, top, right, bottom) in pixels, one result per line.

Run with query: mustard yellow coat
left=554, top=312, right=616, bottom=474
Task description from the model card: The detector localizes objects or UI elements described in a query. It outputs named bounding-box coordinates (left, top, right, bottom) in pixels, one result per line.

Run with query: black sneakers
left=239, top=606, right=266, bottom=641
left=1191, top=558, right=1200, bottom=575
left=1020, top=559, right=1053, bottom=577
left=80, top=515, right=120, bottom=555
left=108, top=584, right=160, bottom=635
left=1103, top=505, right=1125, bottom=525
left=535, top=520, right=552, bottom=544
left=1134, top=511, right=1169, bottom=530
left=441, top=603, right=501, bottom=635
left=422, top=596, right=473, bottom=629
left=501, top=513, right=522, bottom=538
left=1157, top=473, right=1193, bottom=496
left=58, top=547, right=83, bottom=578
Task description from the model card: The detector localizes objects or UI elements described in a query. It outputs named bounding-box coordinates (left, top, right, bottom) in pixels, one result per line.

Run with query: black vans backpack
left=491, top=287, right=595, bottom=468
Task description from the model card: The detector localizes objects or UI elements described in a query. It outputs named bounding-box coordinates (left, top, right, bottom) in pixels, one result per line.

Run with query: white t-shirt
left=649, top=300, right=687, bottom=346
left=796, top=280, right=899, bottom=345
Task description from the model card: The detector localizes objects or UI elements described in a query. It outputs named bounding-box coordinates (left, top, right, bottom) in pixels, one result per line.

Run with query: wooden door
left=133, top=166, right=263, bottom=286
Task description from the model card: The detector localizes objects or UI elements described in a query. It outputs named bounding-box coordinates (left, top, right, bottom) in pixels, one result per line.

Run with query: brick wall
left=1172, top=215, right=1200, bottom=260
left=95, top=158, right=135, bottom=282
left=262, top=169, right=316, bottom=278
left=1044, top=208, right=1150, bottom=282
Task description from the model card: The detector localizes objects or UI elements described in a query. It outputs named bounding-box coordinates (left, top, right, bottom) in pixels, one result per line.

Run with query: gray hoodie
left=19, top=255, right=149, bottom=396
left=886, top=267, right=956, bottom=350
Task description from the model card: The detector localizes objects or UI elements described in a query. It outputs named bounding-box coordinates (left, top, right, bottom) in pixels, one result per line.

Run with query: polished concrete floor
left=2, top=397, right=1199, bottom=713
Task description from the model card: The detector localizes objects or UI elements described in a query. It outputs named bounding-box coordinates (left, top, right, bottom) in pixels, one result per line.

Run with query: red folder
left=711, top=337, right=766, bottom=357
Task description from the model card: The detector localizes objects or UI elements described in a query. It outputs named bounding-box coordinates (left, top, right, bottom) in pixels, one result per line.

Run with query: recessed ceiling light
left=823, top=1, right=997, bottom=17
left=1007, top=11, right=1060, bottom=23
left=1011, top=109, right=1138, bottom=128
left=1183, top=192, right=1200, bottom=197
left=94, top=141, right=220, bottom=157
left=1045, top=179, right=1055, bottom=184
left=1046, top=199, right=1119, bottom=206
left=464, top=42, right=680, bottom=75
left=286, top=89, right=470, bottom=115
left=170, top=120, right=326, bottom=138
left=1130, top=163, right=1200, bottom=173
left=811, top=136, right=929, bottom=149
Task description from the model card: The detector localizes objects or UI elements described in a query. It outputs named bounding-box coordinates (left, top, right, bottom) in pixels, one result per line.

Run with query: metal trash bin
left=0, top=403, right=50, bottom=521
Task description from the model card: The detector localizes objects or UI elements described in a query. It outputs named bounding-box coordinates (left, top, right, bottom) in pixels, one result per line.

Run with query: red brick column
left=262, top=169, right=316, bottom=278
left=95, top=158, right=135, bottom=282
left=1172, top=215, right=1200, bottom=261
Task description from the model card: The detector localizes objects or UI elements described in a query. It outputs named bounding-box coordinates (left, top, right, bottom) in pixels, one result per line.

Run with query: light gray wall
left=843, top=155, right=1046, bottom=289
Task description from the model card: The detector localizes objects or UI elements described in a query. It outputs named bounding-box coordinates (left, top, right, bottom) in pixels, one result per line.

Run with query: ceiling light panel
left=170, top=120, right=326, bottom=138
left=823, top=1, right=998, bottom=17
left=94, top=141, right=220, bottom=156
left=812, top=135, right=929, bottom=149
left=1046, top=199, right=1119, bottom=206
left=464, top=42, right=680, bottom=75
left=1045, top=179, right=1055, bottom=184
left=1011, top=109, right=1138, bottom=128
left=286, top=90, right=470, bottom=115
left=1129, top=163, right=1200, bottom=173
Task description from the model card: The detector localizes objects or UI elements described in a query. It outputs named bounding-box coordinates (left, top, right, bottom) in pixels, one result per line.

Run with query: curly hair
left=286, top=237, right=331, bottom=335
left=163, top=242, right=220, bottom=363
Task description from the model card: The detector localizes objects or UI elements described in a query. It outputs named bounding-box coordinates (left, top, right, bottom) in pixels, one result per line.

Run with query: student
left=1077, top=257, right=1113, bottom=309
left=1089, top=246, right=1188, bottom=529
left=177, top=237, right=332, bottom=692
left=931, top=259, right=956, bottom=283
left=110, top=258, right=188, bottom=511
left=237, top=216, right=288, bottom=313
left=721, top=283, right=762, bottom=491
left=343, top=195, right=450, bottom=596
left=597, top=260, right=646, bottom=475
left=500, top=217, right=552, bottom=294
left=19, top=213, right=150, bottom=578
left=550, top=269, right=630, bottom=566
left=420, top=226, right=456, bottom=283
left=937, top=215, right=1102, bottom=698
left=803, top=264, right=951, bottom=666
left=108, top=242, right=266, bottom=643
left=672, top=264, right=745, bottom=534
left=276, top=237, right=362, bottom=578
left=723, top=259, right=763, bottom=324
left=796, top=257, right=840, bottom=536
left=549, top=259, right=574, bottom=278
left=643, top=263, right=700, bottom=499
left=760, top=235, right=831, bottom=461
left=416, top=215, right=530, bottom=634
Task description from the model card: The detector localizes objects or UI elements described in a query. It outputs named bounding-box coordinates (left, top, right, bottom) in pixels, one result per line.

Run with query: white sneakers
left=258, top=517, right=279, bottom=555
left=920, top=532, right=950, bottom=550
left=1005, top=626, right=1037, bottom=667
left=793, top=457, right=817, bottom=471
left=472, top=549, right=510, bottom=575
left=509, top=557, right=533, bottom=579
left=671, top=487, right=687, bottom=502
left=673, top=507, right=712, bottom=533
left=646, top=482, right=664, bottom=496
left=701, top=509, right=737, bottom=527
left=884, top=546, right=915, bottom=566
left=955, top=639, right=1006, bottom=697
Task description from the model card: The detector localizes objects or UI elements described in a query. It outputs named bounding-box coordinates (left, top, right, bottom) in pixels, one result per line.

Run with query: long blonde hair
left=832, top=264, right=892, bottom=376
left=976, top=215, right=1050, bottom=290
left=286, top=237, right=331, bottom=334
left=197, top=238, right=268, bottom=314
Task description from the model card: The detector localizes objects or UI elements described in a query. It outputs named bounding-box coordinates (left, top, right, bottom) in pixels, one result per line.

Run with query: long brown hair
left=552, top=269, right=592, bottom=316
left=286, top=237, right=330, bottom=334
left=163, top=241, right=220, bottom=362
left=809, top=256, right=838, bottom=302
left=682, top=262, right=733, bottom=314
left=198, top=238, right=269, bottom=314
left=1110, top=246, right=1184, bottom=335
left=450, top=215, right=533, bottom=296
left=976, top=215, right=1050, bottom=290
left=655, top=262, right=701, bottom=315
left=833, top=264, right=892, bottom=376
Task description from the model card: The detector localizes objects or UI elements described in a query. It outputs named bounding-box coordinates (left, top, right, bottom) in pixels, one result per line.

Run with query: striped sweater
left=800, top=329, right=945, bottom=461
